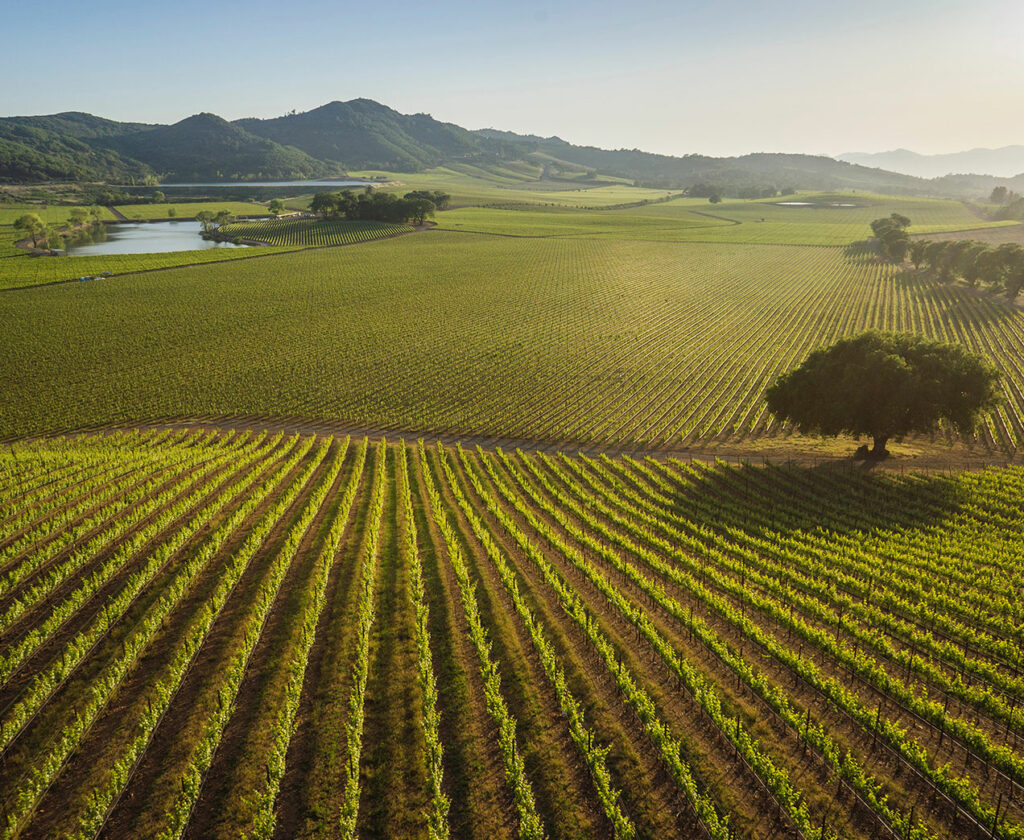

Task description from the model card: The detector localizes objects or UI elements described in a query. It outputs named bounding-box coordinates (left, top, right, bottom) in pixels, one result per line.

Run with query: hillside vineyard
left=0, top=431, right=1022, bottom=840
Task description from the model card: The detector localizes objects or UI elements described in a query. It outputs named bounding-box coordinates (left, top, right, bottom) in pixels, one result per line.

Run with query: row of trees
left=910, top=238, right=1024, bottom=299
left=870, top=213, right=911, bottom=261
left=310, top=189, right=447, bottom=226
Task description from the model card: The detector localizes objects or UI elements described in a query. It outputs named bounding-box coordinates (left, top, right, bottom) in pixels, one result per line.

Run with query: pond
left=775, top=201, right=859, bottom=208
left=64, top=221, right=250, bottom=256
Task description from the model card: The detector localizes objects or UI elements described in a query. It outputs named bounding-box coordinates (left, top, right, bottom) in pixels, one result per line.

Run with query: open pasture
left=0, top=431, right=1021, bottom=840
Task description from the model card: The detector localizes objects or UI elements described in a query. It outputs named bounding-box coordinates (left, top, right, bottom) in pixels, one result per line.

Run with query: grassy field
left=4, top=228, right=1024, bottom=449
left=348, top=166, right=677, bottom=208
left=0, top=205, right=116, bottom=225
left=0, top=431, right=1021, bottom=840
left=112, top=201, right=271, bottom=220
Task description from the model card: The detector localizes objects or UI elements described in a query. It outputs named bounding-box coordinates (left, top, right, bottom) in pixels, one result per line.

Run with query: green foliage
left=311, top=189, right=435, bottom=225
left=766, top=331, right=1001, bottom=454
left=870, top=213, right=911, bottom=261
left=2, top=433, right=1024, bottom=839
left=217, top=218, right=408, bottom=247
left=98, top=113, right=339, bottom=182
left=0, top=245, right=297, bottom=290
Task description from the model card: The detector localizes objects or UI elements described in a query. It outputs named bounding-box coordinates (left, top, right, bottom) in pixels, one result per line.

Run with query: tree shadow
left=651, top=458, right=967, bottom=539
left=894, top=269, right=1016, bottom=328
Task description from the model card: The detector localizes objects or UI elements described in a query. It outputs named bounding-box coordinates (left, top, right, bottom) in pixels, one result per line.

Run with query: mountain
left=0, top=98, right=1013, bottom=196
left=236, top=99, right=486, bottom=171
left=94, top=113, right=338, bottom=182
left=838, top=146, right=1024, bottom=179
left=477, top=130, right=926, bottom=193
left=0, top=119, right=151, bottom=183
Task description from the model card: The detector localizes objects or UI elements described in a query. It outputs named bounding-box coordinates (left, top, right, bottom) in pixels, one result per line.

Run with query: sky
left=4, top=0, right=1023, bottom=158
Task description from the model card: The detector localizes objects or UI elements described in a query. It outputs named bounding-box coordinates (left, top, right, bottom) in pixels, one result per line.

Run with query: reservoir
left=64, top=221, right=250, bottom=256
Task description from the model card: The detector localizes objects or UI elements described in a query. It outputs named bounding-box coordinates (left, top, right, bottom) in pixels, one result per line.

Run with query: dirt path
left=85, top=415, right=1022, bottom=472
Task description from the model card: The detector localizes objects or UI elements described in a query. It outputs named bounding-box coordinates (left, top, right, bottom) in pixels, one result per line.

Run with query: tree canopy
left=310, top=189, right=436, bottom=225
left=13, top=213, right=45, bottom=248
left=870, top=213, right=911, bottom=262
left=765, top=331, right=1000, bottom=457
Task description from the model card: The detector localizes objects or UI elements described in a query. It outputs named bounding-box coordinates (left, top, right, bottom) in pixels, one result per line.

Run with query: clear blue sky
left=4, top=0, right=1022, bottom=156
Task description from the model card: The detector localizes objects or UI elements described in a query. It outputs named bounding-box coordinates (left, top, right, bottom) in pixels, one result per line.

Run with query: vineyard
left=217, top=218, right=413, bottom=247
left=4, top=229, right=1024, bottom=451
left=0, top=245, right=300, bottom=291
left=0, top=430, right=1021, bottom=840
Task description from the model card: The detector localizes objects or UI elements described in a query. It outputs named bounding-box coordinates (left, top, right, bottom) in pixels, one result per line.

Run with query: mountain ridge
left=838, top=146, right=1024, bottom=179
left=2, top=99, right=1022, bottom=195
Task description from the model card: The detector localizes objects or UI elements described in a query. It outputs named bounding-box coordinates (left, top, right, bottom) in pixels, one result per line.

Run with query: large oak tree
left=765, top=331, right=1000, bottom=457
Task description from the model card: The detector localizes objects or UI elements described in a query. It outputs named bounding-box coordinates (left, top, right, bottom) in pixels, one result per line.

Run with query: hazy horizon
left=4, top=0, right=1023, bottom=159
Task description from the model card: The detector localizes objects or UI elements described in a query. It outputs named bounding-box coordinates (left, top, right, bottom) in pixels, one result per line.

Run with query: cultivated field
left=217, top=218, right=412, bottom=247
left=0, top=431, right=1021, bottom=840
left=0, top=245, right=299, bottom=290
left=4, top=228, right=1024, bottom=450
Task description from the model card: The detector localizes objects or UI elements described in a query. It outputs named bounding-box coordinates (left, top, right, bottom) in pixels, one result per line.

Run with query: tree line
left=869, top=213, right=1024, bottom=300
left=310, top=188, right=449, bottom=226
left=910, top=237, right=1024, bottom=299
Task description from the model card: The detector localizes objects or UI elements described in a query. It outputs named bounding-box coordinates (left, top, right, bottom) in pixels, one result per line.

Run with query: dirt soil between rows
left=37, top=415, right=1023, bottom=473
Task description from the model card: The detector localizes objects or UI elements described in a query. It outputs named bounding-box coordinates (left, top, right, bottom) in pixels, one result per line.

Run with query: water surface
left=65, top=221, right=250, bottom=256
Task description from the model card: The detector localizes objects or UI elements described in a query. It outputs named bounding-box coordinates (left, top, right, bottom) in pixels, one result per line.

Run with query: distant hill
left=478, top=130, right=926, bottom=193
left=0, top=99, right=1016, bottom=196
left=839, top=146, right=1024, bottom=179
left=94, top=113, right=338, bottom=182
left=0, top=118, right=152, bottom=183
left=236, top=99, right=489, bottom=171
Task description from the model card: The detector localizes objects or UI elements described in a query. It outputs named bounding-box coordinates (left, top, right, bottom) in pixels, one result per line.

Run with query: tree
left=167, top=207, right=177, bottom=218
left=960, top=242, right=990, bottom=287
left=909, top=239, right=929, bottom=269
left=708, top=194, right=722, bottom=204
left=153, top=191, right=165, bottom=204
left=870, top=214, right=911, bottom=262
left=67, top=208, right=89, bottom=227
left=405, top=190, right=450, bottom=210
left=195, top=210, right=215, bottom=232
left=268, top=199, right=284, bottom=215
left=13, top=213, right=45, bottom=248
left=765, top=331, right=1000, bottom=458
left=990, top=186, right=1008, bottom=204
left=995, top=243, right=1024, bottom=299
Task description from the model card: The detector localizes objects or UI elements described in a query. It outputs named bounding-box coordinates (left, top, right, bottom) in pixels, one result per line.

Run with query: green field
left=0, top=205, right=116, bottom=225
left=0, top=245, right=299, bottom=291
left=112, top=201, right=271, bottom=220
left=0, top=431, right=1021, bottom=840
left=217, top=218, right=412, bottom=247
left=4, top=224, right=1024, bottom=449
left=349, top=166, right=677, bottom=208
left=4, top=176, right=1024, bottom=840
